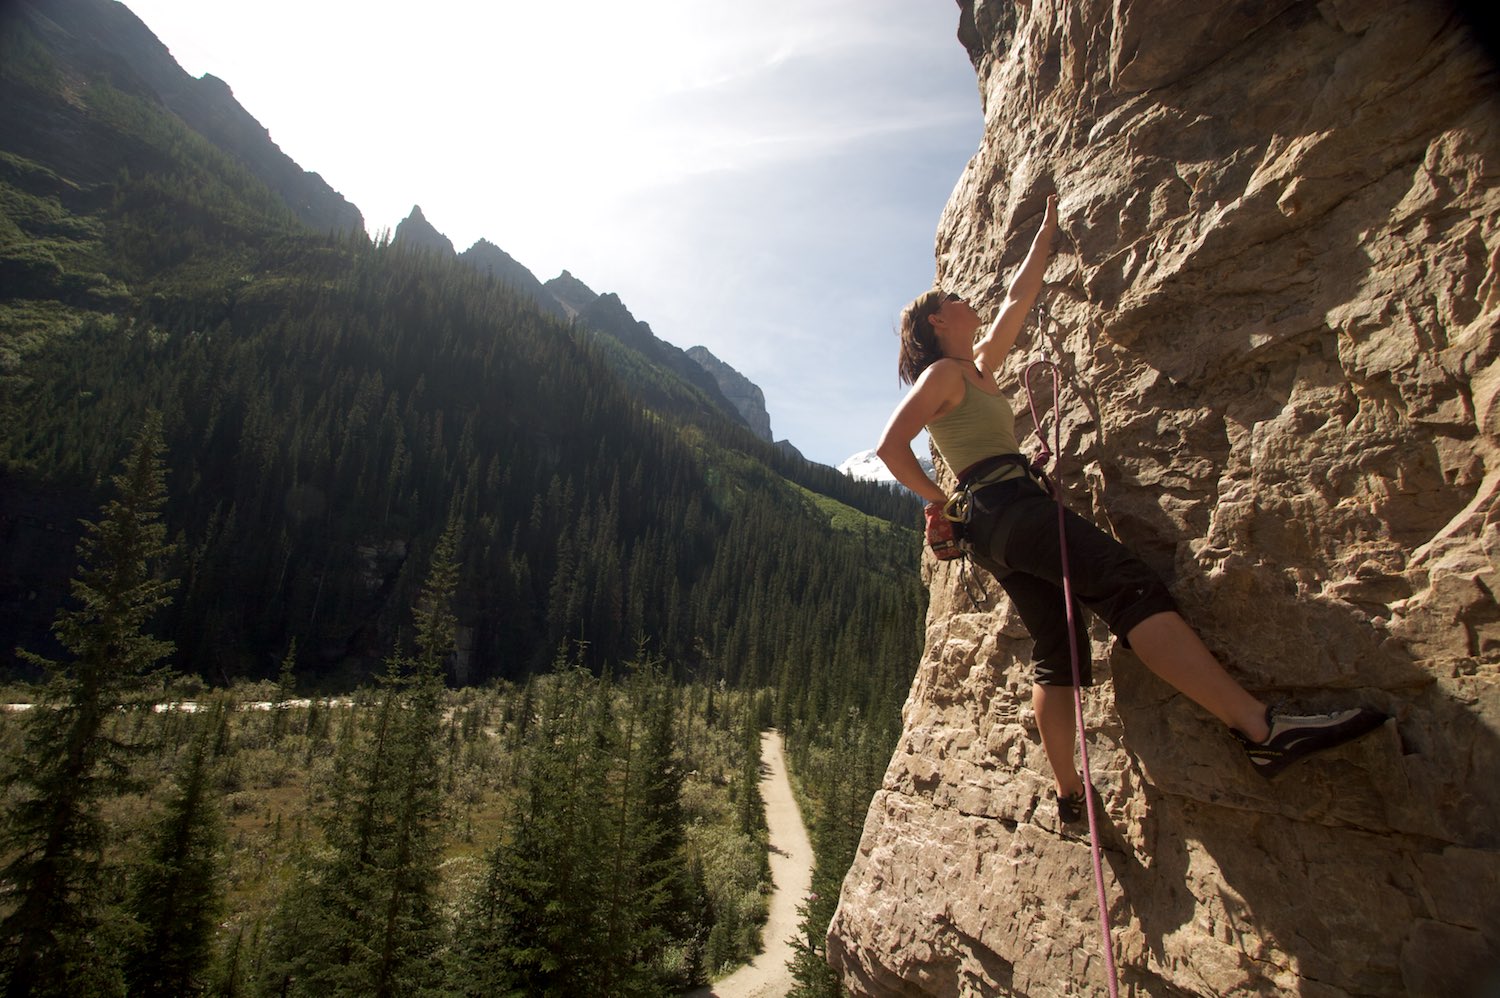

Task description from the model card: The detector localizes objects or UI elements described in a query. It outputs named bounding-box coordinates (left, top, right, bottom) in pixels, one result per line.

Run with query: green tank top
left=927, top=377, right=1025, bottom=485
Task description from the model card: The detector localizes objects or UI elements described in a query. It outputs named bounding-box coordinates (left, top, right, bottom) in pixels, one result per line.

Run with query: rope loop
left=1023, top=358, right=1061, bottom=485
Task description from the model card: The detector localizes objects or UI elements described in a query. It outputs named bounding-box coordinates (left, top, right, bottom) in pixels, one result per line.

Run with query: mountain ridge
left=0, top=0, right=922, bottom=687
left=0, top=0, right=362, bottom=234
left=389, top=204, right=781, bottom=445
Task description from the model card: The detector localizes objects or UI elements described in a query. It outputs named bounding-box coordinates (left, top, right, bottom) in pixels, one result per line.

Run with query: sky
left=121, top=0, right=983, bottom=468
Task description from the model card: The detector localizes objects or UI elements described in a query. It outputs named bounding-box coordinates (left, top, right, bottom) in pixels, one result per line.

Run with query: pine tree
left=271, top=639, right=298, bottom=741
left=736, top=707, right=765, bottom=837
left=603, top=653, right=692, bottom=991
left=0, top=413, right=177, bottom=998
left=122, top=699, right=227, bottom=997
left=448, top=662, right=612, bottom=997
left=257, top=521, right=459, bottom=997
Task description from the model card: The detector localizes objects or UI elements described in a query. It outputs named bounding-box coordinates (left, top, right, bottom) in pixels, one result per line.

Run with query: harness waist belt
left=956, top=453, right=1035, bottom=491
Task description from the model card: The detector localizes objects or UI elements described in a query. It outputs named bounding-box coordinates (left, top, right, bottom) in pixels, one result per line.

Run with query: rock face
left=687, top=345, right=774, bottom=443
left=827, top=2, right=1500, bottom=996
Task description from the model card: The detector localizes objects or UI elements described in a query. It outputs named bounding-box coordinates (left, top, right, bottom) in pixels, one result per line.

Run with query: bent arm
left=973, top=193, right=1059, bottom=374
left=876, top=365, right=962, bottom=506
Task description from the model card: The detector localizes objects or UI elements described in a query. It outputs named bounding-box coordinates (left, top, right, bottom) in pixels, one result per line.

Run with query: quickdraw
left=940, top=490, right=991, bottom=609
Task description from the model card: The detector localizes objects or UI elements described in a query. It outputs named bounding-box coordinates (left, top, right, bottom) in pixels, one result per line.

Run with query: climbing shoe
left=1235, top=706, right=1387, bottom=779
left=1056, top=788, right=1085, bottom=824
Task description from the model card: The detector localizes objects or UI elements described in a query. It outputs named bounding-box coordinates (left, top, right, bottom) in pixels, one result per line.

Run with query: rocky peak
left=573, top=292, right=751, bottom=429
left=579, top=292, right=654, bottom=354
left=392, top=205, right=455, bottom=256
left=544, top=269, right=600, bottom=319
left=827, top=2, right=1500, bottom=996
left=459, top=239, right=564, bottom=319
left=686, top=346, right=773, bottom=443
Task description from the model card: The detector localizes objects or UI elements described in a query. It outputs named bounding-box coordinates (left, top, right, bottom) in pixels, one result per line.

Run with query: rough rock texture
left=687, top=345, right=775, bottom=443
left=828, top=2, right=1500, bottom=996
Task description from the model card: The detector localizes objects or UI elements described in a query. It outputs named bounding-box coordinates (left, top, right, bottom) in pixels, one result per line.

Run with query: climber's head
left=898, top=290, right=978, bottom=385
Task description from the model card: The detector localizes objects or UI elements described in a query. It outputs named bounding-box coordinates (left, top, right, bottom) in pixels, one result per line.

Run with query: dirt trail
left=689, top=730, right=814, bottom=998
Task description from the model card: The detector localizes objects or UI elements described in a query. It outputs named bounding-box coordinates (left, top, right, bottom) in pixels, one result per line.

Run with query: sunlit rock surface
left=828, top=1, right=1500, bottom=995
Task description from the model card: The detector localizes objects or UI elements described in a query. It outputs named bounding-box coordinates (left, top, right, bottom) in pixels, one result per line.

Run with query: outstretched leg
left=1125, top=610, right=1387, bottom=777
left=988, top=488, right=1384, bottom=783
left=1124, top=611, right=1270, bottom=741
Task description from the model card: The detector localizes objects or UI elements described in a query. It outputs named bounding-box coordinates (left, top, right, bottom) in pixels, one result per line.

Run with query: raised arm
left=973, top=193, right=1059, bottom=375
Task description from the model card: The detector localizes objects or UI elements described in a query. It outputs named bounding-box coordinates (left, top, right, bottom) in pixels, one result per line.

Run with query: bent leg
left=997, top=569, right=1092, bottom=794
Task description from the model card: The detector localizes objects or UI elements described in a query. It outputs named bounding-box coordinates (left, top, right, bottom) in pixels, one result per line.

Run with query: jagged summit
left=377, top=213, right=781, bottom=451
left=393, top=205, right=455, bottom=256
left=0, top=0, right=363, bottom=234
left=460, top=239, right=565, bottom=319
left=544, top=270, right=600, bottom=319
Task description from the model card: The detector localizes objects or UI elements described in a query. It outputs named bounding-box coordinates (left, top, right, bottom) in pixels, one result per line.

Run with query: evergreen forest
left=0, top=2, right=926, bottom=993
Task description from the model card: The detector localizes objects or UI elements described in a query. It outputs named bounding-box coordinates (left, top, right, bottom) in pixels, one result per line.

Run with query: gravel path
left=689, top=730, right=815, bottom=998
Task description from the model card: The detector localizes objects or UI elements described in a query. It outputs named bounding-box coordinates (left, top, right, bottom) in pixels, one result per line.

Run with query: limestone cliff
left=827, top=2, right=1500, bottom=996
left=686, top=345, right=775, bottom=443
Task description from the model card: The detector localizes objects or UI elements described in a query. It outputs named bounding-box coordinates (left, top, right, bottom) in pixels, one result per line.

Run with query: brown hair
left=897, top=289, right=947, bottom=386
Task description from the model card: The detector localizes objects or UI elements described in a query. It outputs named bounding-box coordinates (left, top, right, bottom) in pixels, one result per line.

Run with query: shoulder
left=916, top=358, right=968, bottom=390
left=913, top=359, right=968, bottom=418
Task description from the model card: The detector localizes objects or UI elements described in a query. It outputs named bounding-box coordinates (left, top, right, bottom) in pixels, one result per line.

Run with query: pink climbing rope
left=1023, top=358, right=1121, bottom=998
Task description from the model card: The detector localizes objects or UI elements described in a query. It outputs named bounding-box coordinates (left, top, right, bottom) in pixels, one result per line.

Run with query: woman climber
left=876, top=192, right=1386, bottom=823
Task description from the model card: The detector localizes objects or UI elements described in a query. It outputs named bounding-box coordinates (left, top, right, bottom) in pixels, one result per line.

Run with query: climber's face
left=929, top=292, right=980, bottom=345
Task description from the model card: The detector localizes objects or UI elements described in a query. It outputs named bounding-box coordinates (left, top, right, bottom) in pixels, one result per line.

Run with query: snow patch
left=838, top=448, right=932, bottom=486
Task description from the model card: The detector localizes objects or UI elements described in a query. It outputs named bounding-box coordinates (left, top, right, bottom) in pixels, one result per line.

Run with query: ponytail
left=897, top=289, right=947, bottom=385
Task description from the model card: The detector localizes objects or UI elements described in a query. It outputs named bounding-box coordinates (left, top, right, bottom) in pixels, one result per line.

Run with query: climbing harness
left=940, top=452, right=1050, bottom=609
left=1023, top=356, right=1121, bottom=998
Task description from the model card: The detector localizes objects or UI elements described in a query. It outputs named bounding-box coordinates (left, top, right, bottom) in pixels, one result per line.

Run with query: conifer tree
left=735, top=707, right=765, bottom=837
left=122, top=699, right=227, bottom=997
left=595, top=654, right=690, bottom=995
left=0, top=413, right=177, bottom=998
left=448, top=662, right=612, bottom=997
left=271, top=639, right=298, bottom=741
left=257, top=521, right=459, bottom=997
left=608, top=653, right=693, bottom=989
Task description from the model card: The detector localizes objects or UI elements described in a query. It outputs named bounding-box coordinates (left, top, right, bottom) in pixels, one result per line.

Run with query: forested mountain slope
left=0, top=0, right=924, bottom=705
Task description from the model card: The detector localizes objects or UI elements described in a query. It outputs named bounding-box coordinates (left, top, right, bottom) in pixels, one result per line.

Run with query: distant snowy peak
left=838, top=448, right=932, bottom=485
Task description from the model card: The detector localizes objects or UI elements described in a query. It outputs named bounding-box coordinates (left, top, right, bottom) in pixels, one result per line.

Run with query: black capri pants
left=963, top=476, right=1178, bottom=687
